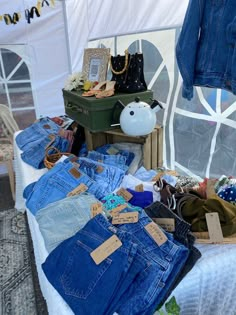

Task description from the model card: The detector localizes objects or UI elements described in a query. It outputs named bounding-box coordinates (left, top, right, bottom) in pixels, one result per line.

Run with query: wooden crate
left=84, top=125, right=163, bottom=170
left=193, top=231, right=236, bottom=244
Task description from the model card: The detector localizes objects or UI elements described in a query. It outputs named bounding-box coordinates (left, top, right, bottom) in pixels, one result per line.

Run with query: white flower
left=64, top=72, right=85, bottom=91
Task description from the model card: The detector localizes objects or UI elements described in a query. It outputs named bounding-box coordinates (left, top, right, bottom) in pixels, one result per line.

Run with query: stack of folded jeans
left=15, top=117, right=71, bottom=169
left=144, top=200, right=202, bottom=306
left=24, top=159, right=108, bottom=215
left=95, top=144, right=135, bottom=167
left=42, top=212, right=189, bottom=315
left=87, top=150, right=128, bottom=172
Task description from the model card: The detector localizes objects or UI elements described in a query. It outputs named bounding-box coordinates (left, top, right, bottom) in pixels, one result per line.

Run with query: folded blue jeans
left=87, top=150, right=128, bottom=172
left=77, top=157, right=125, bottom=192
left=24, top=160, right=107, bottom=215
left=115, top=210, right=189, bottom=315
left=42, top=214, right=147, bottom=315
left=21, top=134, right=70, bottom=169
left=16, top=117, right=61, bottom=150
left=95, top=144, right=135, bottom=166
left=144, top=201, right=202, bottom=309
left=35, top=192, right=100, bottom=253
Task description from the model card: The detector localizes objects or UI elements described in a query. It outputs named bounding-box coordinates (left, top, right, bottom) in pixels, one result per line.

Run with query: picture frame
left=82, top=48, right=110, bottom=82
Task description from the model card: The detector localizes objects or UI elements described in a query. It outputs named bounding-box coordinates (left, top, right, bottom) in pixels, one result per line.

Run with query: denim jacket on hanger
left=176, top=0, right=236, bottom=100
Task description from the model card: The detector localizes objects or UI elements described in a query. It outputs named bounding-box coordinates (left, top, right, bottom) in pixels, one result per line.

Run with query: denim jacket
left=176, top=0, right=236, bottom=100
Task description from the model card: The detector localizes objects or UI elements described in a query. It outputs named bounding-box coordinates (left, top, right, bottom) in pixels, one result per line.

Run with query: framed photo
left=82, top=48, right=110, bottom=82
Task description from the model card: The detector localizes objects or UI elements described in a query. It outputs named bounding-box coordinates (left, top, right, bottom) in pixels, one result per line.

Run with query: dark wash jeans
left=114, top=210, right=189, bottom=315
left=42, top=214, right=149, bottom=315
left=144, top=201, right=202, bottom=307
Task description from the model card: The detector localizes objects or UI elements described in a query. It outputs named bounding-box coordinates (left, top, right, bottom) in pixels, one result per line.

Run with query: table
left=14, top=131, right=236, bottom=315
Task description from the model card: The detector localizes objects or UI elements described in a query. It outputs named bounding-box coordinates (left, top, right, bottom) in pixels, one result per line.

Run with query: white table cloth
left=14, top=131, right=236, bottom=315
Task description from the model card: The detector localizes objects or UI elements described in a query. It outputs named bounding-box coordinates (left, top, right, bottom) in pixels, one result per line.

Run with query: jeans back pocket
left=61, top=239, right=112, bottom=299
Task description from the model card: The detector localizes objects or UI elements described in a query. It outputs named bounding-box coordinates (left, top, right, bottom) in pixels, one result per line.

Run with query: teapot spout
left=150, top=99, right=163, bottom=113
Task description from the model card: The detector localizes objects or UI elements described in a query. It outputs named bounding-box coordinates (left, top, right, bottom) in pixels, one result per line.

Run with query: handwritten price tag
left=145, top=222, right=167, bottom=246
left=112, top=212, right=139, bottom=224
left=90, top=235, right=122, bottom=265
left=91, top=203, right=103, bottom=217
left=116, top=188, right=133, bottom=201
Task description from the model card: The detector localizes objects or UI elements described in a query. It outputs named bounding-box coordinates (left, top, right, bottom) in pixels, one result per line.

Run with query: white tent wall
left=0, top=0, right=70, bottom=125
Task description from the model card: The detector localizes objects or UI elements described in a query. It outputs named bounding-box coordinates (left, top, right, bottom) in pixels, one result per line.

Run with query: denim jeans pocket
left=61, top=240, right=112, bottom=299
left=35, top=177, right=74, bottom=211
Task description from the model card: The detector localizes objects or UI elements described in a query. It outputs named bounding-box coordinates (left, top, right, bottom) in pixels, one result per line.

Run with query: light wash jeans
left=36, top=192, right=100, bottom=253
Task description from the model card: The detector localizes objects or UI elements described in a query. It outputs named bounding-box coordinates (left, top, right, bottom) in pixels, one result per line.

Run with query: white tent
left=1, top=0, right=236, bottom=179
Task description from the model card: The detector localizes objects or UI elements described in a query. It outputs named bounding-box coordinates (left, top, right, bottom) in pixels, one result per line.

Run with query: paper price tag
left=135, top=184, right=144, bottom=192
left=110, top=204, right=127, bottom=216
left=106, top=146, right=119, bottom=155
left=67, top=183, right=88, bottom=197
left=206, top=179, right=217, bottom=198
left=205, top=212, right=224, bottom=243
left=145, top=222, right=167, bottom=246
left=152, top=218, right=175, bottom=232
left=116, top=188, right=133, bottom=201
left=91, top=203, right=103, bottom=217
left=90, top=235, right=122, bottom=265
left=112, top=212, right=139, bottom=224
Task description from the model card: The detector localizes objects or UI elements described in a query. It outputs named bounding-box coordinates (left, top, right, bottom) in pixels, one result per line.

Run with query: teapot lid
left=127, top=96, right=149, bottom=108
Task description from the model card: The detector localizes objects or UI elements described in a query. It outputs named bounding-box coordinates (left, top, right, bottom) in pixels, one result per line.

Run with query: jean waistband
left=114, top=210, right=153, bottom=234
left=145, top=201, right=191, bottom=238
left=94, top=214, right=129, bottom=241
left=83, top=214, right=139, bottom=258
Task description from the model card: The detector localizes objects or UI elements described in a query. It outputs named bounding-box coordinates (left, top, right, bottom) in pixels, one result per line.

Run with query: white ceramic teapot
left=119, top=97, right=163, bottom=136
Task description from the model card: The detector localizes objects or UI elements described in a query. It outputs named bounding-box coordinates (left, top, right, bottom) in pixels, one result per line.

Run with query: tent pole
left=62, top=0, right=73, bottom=74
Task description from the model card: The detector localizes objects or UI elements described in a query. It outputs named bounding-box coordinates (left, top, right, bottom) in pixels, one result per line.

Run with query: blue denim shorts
left=24, top=160, right=107, bottom=215
left=21, top=134, right=70, bottom=169
left=42, top=214, right=147, bottom=315
left=35, top=192, right=100, bottom=253
left=115, top=210, right=189, bottom=315
left=77, top=157, right=125, bottom=193
left=16, top=117, right=60, bottom=150
left=87, top=150, right=128, bottom=172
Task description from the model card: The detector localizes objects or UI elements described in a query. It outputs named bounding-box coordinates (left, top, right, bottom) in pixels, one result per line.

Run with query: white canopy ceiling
left=66, top=0, right=189, bottom=71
